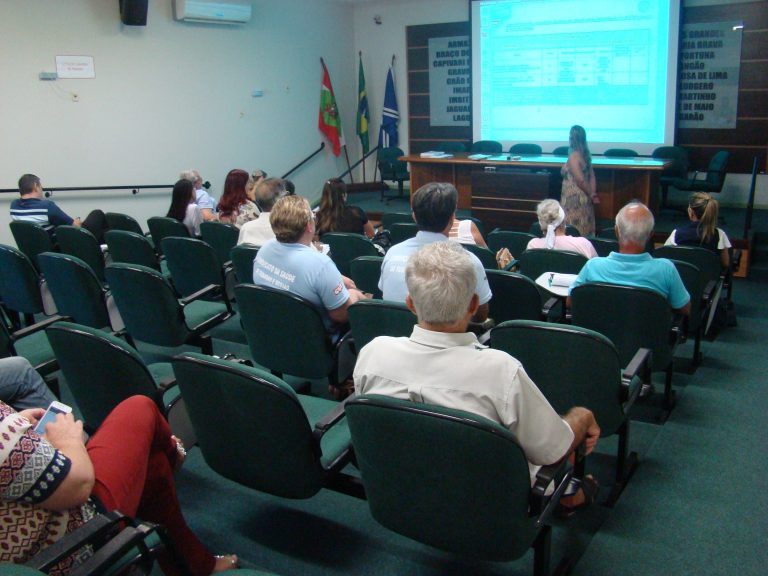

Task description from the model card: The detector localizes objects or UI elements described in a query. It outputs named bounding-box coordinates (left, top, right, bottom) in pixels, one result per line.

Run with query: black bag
left=372, top=230, right=393, bottom=255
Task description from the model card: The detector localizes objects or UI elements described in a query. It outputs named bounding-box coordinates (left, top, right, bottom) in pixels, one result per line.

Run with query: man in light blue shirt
left=569, top=201, right=690, bottom=314
left=180, top=169, right=217, bottom=221
left=379, top=182, right=492, bottom=322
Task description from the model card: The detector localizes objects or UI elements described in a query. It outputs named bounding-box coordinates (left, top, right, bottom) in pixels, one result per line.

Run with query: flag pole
left=343, top=145, right=354, bottom=183
left=360, top=51, right=366, bottom=182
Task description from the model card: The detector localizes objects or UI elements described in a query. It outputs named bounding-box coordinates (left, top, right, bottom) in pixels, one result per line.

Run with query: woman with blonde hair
left=527, top=199, right=597, bottom=258
left=664, top=192, right=731, bottom=268
left=560, top=125, right=599, bottom=236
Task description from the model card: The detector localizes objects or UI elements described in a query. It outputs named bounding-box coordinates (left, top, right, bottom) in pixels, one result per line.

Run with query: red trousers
left=87, top=395, right=215, bottom=576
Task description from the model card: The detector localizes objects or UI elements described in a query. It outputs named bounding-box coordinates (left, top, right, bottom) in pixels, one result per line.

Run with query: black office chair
left=470, top=140, right=502, bottom=154
left=604, top=148, right=639, bottom=158
left=652, top=146, right=690, bottom=209
left=667, top=150, right=729, bottom=197
left=552, top=146, right=570, bottom=156
left=377, top=146, right=410, bottom=203
left=509, top=143, right=542, bottom=155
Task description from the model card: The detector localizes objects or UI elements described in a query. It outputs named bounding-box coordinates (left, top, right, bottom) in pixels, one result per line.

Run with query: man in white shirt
left=237, top=178, right=286, bottom=247
left=355, top=241, right=600, bottom=506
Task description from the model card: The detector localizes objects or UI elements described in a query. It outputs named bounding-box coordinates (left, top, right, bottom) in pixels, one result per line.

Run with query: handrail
left=0, top=184, right=172, bottom=196
left=338, top=145, right=381, bottom=181
left=281, top=142, right=326, bottom=179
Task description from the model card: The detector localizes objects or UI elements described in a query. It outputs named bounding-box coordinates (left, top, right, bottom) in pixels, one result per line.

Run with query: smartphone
left=34, top=401, right=72, bottom=434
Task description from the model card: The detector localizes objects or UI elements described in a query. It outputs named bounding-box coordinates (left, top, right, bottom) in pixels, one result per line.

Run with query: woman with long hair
left=315, top=178, right=374, bottom=238
left=217, top=169, right=259, bottom=228
left=560, top=125, right=598, bottom=236
left=664, top=192, right=731, bottom=268
left=167, top=178, right=202, bottom=236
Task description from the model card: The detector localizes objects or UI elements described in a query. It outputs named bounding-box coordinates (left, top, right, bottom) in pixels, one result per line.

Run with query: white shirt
left=183, top=203, right=202, bottom=236
left=237, top=212, right=275, bottom=247
left=664, top=228, right=732, bottom=250
left=354, top=325, right=574, bottom=483
left=448, top=219, right=476, bottom=245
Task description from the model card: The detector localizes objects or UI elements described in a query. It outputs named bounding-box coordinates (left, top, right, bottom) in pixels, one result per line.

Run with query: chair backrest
left=434, top=141, right=467, bottom=153
left=349, top=256, right=383, bottom=298
left=486, top=270, right=543, bottom=323
left=517, top=249, right=588, bottom=280
left=377, top=147, right=408, bottom=179
left=491, top=320, right=626, bottom=435
left=529, top=221, right=581, bottom=237
left=9, top=221, right=54, bottom=272
left=381, top=212, right=413, bottom=230
left=147, top=217, right=190, bottom=256
left=348, top=300, right=416, bottom=351
left=38, top=253, right=110, bottom=329
left=571, top=282, right=674, bottom=370
left=46, top=321, right=160, bottom=429
left=173, top=352, right=330, bottom=498
left=234, top=284, right=334, bottom=380
left=346, top=395, right=538, bottom=560
left=669, top=260, right=705, bottom=333
left=0, top=244, right=44, bottom=315
left=705, top=150, right=729, bottom=189
left=105, top=263, right=190, bottom=347
left=105, top=212, right=145, bottom=235
left=587, top=236, right=619, bottom=257
left=652, top=245, right=721, bottom=284
left=321, top=232, right=380, bottom=277
left=389, top=222, right=418, bottom=245
left=55, top=225, right=106, bottom=283
left=200, top=221, right=239, bottom=264
left=230, top=244, right=259, bottom=285
left=470, top=140, right=502, bottom=154
left=552, top=145, right=570, bottom=156
left=487, top=230, right=537, bottom=259
left=604, top=148, right=639, bottom=157
left=652, top=146, right=689, bottom=180
left=162, top=237, right=224, bottom=298
left=105, top=230, right=161, bottom=271
left=509, top=143, right=542, bottom=155
left=462, top=242, right=497, bottom=269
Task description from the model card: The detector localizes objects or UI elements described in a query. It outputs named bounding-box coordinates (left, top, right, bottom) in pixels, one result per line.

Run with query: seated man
left=237, top=177, right=287, bottom=247
left=180, top=169, right=217, bottom=221
left=356, top=242, right=600, bottom=510
left=568, top=201, right=691, bottom=315
left=10, top=174, right=107, bottom=243
left=0, top=357, right=56, bottom=411
left=379, top=182, right=492, bottom=322
left=252, top=195, right=369, bottom=332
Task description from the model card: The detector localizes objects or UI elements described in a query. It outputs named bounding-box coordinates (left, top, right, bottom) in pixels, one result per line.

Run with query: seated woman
left=448, top=217, right=487, bottom=248
left=315, top=178, right=374, bottom=238
left=167, top=178, right=203, bottom=236
left=665, top=192, right=731, bottom=269
left=527, top=199, right=597, bottom=259
left=217, top=169, right=259, bottom=228
left=0, top=396, right=238, bottom=575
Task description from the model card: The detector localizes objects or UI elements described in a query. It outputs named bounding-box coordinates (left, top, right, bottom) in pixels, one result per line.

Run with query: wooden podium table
left=402, top=153, right=669, bottom=230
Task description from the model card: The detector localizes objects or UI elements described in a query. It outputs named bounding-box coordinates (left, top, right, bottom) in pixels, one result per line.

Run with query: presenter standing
left=560, top=125, right=598, bottom=236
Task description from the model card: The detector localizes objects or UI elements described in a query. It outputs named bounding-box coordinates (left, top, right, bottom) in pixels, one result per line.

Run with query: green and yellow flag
left=356, top=53, right=370, bottom=155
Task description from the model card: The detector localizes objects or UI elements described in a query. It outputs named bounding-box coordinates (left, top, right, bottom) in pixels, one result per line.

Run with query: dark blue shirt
left=10, top=197, right=73, bottom=236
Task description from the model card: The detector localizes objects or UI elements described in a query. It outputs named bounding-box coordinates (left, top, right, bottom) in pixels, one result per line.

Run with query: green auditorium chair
left=105, top=230, right=164, bottom=272
left=487, top=230, right=537, bottom=260
left=105, top=211, right=146, bottom=235
left=381, top=211, right=413, bottom=230
left=321, top=232, right=380, bottom=277
left=0, top=244, right=56, bottom=327
left=515, top=249, right=588, bottom=281
left=9, top=220, right=54, bottom=272
left=586, top=236, right=619, bottom=258
left=604, top=148, right=639, bottom=157
left=377, top=146, right=410, bottom=203
left=200, top=221, right=239, bottom=266
left=470, top=140, right=502, bottom=154
left=38, top=252, right=119, bottom=331
left=462, top=243, right=497, bottom=269
left=666, top=260, right=713, bottom=371
left=46, top=321, right=181, bottom=433
left=552, top=146, right=570, bottom=156
left=147, top=216, right=190, bottom=256
left=529, top=221, right=581, bottom=237
left=348, top=299, right=416, bottom=351
left=571, top=283, right=684, bottom=413
left=652, top=146, right=690, bottom=209
left=388, top=222, right=418, bottom=245
left=162, top=237, right=235, bottom=307
left=172, top=352, right=363, bottom=500
left=491, top=320, right=652, bottom=501
left=485, top=270, right=553, bottom=325
left=0, top=313, right=62, bottom=395
left=349, top=255, right=383, bottom=299
left=346, top=394, right=572, bottom=575
left=230, top=244, right=259, bottom=285
left=509, top=143, right=543, bottom=155
left=55, top=225, right=107, bottom=284
left=105, top=262, right=232, bottom=355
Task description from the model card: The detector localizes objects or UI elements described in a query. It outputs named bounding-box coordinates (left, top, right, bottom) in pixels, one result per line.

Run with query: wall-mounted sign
left=678, top=21, right=742, bottom=129
left=55, top=55, right=95, bottom=79
left=428, top=35, right=470, bottom=127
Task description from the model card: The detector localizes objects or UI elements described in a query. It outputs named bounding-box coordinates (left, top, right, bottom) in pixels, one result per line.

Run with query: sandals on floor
left=555, top=475, right=599, bottom=519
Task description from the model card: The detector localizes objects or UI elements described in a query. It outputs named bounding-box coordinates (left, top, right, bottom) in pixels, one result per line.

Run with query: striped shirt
left=10, top=197, right=73, bottom=235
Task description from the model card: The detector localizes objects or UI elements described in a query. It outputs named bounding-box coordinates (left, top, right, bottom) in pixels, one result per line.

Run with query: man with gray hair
left=180, top=169, right=217, bottom=221
left=355, top=241, right=601, bottom=506
left=237, top=178, right=287, bottom=247
left=568, top=201, right=690, bottom=315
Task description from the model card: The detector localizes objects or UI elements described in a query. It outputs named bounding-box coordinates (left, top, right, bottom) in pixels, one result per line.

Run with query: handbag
left=372, top=229, right=393, bottom=255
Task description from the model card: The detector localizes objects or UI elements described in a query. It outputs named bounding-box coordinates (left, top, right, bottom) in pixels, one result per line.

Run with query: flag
left=378, top=61, right=399, bottom=148
left=356, top=54, right=370, bottom=155
left=319, top=59, right=343, bottom=156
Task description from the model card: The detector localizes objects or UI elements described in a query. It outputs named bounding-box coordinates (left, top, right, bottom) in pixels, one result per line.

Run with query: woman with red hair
left=217, top=169, right=259, bottom=228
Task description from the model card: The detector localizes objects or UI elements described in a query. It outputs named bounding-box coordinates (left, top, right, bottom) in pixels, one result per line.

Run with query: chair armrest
left=541, top=296, right=559, bottom=319
left=688, top=170, right=701, bottom=186
left=179, top=283, right=220, bottom=306
left=502, top=258, right=518, bottom=272
left=312, top=395, right=352, bottom=445
left=26, top=511, right=128, bottom=571
left=467, top=318, right=495, bottom=335
left=532, top=457, right=573, bottom=527
left=702, top=279, right=717, bottom=303
left=670, top=313, right=685, bottom=347
left=13, top=314, right=68, bottom=341
left=70, top=522, right=164, bottom=576
left=621, top=347, right=652, bottom=409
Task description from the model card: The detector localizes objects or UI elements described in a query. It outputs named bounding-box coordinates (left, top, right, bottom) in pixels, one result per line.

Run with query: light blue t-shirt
left=569, top=252, right=690, bottom=309
left=379, top=231, right=493, bottom=305
left=252, top=239, right=349, bottom=331
left=195, top=188, right=217, bottom=211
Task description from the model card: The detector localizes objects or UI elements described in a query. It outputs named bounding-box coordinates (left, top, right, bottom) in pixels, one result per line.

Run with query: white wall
left=0, top=0, right=357, bottom=246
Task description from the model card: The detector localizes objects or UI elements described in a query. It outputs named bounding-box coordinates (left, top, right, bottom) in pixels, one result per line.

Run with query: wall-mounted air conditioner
left=173, top=0, right=252, bottom=24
